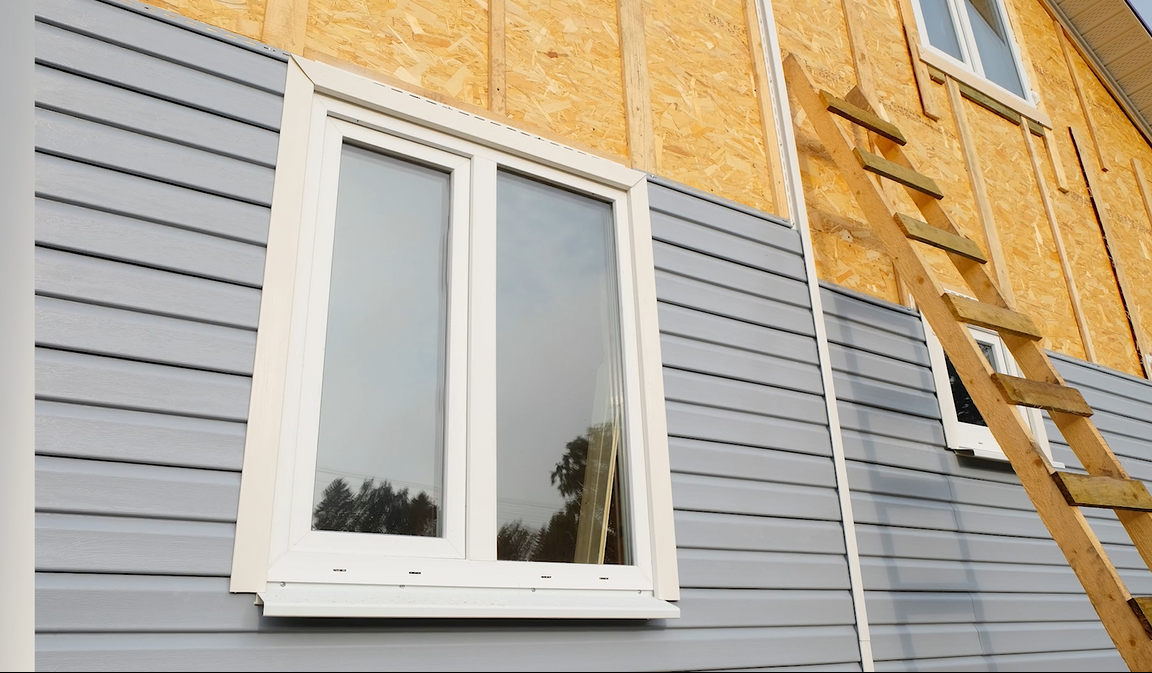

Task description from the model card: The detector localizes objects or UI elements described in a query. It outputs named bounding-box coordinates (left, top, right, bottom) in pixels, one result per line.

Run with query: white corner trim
left=0, top=1, right=35, bottom=669
left=755, top=1, right=873, bottom=670
left=918, top=48, right=1052, bottom=128
left=230, top=58, right=318, bottom=594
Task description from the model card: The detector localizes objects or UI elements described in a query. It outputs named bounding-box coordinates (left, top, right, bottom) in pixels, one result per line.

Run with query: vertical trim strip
left=488, top=0, right=506, bottom=115
left=1071, top=127, right=1151, bottom=378
left=1057, top=21, right=1108, bottom=173
left=231, top=59, right=318, bottom=592
left=262, top=0, right=310, bottom=54
left=946, top=76, right=1015, bottom=306
left=756, top=2, right=873, bottom=669
left=745, top=0, right=789, bottom=218
left=1021, top=120, right=1095, bottom=362
left=0, top=0, right=35, bottom=668
left=894, top=0, right=940, bottom=120
left=617, top=0, right=656, bottom=173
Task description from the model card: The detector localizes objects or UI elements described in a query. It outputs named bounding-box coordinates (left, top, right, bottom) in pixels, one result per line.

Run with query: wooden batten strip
left=840, top=0, right=878, bottom=103
left=1135, top=158, right=1152, bottom=237
left=896, top=213, right=986, bottom=262
left=993, top=374, right=1093, bottom=416
left=488, top=0, right=506, bottom=115
left=745, top=0, right=789, bottom=219
left=618, top=0, right=656, bottom=174
left=893, top=0, right=939, bottom=120
left=1053, top=472, right=1152, bottom=511
left=945, top=76, right=1015, bottom=304
left=1071, top=127, right=1152, bottom=378
left=1046, top=128, right=1071, bottom=193
left=822, top=91, right=906, bottom=145
left=261, top=0, right=310, bottom=54
left=1058, top=21, right=1108, bottom=173
left=1021, top=120, right=1095, bottom=362
left=855, top=148, right=943, bottom=198
left=944, top=294, right=1043, bottom=340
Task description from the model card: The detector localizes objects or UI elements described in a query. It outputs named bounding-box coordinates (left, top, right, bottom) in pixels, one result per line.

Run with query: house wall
left=823, top=281, right=1152, bottom=671
left=33, top=3, right=860, bottom=668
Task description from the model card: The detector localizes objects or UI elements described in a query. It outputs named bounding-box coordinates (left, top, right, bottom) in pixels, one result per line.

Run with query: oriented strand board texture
left=1007, top=0, right=1144, bottom=375
left=145, top=0, right=265, bottom=39
left=645, top=0, right=775, bottom=214
left=304, top=0, right=488, bottom=109
left=504, top=0, right=627, bottom=159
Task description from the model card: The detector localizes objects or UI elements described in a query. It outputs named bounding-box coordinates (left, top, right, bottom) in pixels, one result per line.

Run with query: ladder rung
left=821, top=90, right=908, bottom=145
left=943, top=294, right=1043, bottom=340
left=992, top=373, right=1094, bottom=416
left=854, top=148, right=945, bottom=199
left=1053, top=471, right=1152, bottom=511
left=895, top=214, right=988, bottom=263
left=1130, top=598, right=1152, bottom=636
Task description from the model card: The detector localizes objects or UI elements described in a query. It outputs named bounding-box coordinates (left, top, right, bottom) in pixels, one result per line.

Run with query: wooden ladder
left=784, top=54, right=1152, bottom=671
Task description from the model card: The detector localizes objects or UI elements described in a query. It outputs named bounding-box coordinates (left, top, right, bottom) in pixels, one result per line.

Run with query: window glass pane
left=946, top=340, right=999, bottom=427
left=963, top=0, right=1026, bottom=96
left=312, top=144, right=450, bottom=538
left=495, top=171, right=629, bottom=565
left=921, top=0, right=965, bottom=60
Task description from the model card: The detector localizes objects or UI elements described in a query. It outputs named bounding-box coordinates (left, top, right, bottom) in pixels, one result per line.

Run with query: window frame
left=911, top=0, right=1043, bottom=118
left=922, top=312, right=1061, bottom=466
left=231, top=56, right=680, bottom=618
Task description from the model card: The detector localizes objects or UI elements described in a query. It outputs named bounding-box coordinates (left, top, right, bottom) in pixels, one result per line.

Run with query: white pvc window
left=232, top=57, right=679, bottom=619
left=913, top=0, right=1030, bottom=100
left=923, top=315, right=1059, bottom=465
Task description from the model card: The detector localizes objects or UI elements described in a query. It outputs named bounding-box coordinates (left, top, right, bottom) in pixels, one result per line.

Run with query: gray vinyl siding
left=33, top=2, right=861, bottom=669
left=821, top=282, right=1145, bottom=672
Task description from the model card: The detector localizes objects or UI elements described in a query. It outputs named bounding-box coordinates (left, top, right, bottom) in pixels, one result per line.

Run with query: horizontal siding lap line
left=662, top=363, right=827, bottom=401
left=653, top=265, right=813, bottom=313
left=34, top=0, right=287, bottom=95
left=657, top=299, right=817, bottom=343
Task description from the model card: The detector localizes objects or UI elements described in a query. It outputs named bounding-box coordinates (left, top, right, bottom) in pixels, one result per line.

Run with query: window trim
left=910, top=0, right=1050, bottom=126
left=230, top=56, right=680, bottom=617
left=922, top=312, right=1061, bottom=467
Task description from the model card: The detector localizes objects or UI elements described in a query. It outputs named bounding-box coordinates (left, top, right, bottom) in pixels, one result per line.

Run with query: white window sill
left=258, top=582, right=681, bottom=619
left=919, top=47, right=1052, bottom=128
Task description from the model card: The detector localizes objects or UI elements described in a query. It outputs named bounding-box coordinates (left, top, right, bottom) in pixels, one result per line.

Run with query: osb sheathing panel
left=1008, top=0, right=1143, bottom=374
left=1068, top=41, right=1152, bottom=374
left=504, top=0, right=628, bottom=160
left=145, top=0, right=265, bottom=40
left=965, top=102, right=1085, bottom=359
left=304, top=0, right=488, bottom=109
left=644, top=0, right=774, bottom=214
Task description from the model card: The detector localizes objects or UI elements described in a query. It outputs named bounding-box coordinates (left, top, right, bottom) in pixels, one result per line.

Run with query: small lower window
left=924, top=314, right=1058, bottom=465
left=230, top=56, right=680, bottom=618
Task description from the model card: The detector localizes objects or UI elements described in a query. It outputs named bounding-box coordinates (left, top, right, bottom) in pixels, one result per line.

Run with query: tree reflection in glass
left=495, top=171, right=629, bottom=565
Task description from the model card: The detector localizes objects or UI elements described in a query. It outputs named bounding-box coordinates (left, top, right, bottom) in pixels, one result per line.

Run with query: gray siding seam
left=653, top=237, right=807, bottom=288
left=34, top=147, right=273, bottom=210
left=1049, top=350, right=1152, bottom=390
left=32, top=393, right=245, bottom=426
left=33, top=239, right=265, bottom=292
left=656, top=267, right=813, bottom=312
left=658, top=299, right=816, bottom=341
left=93, top=0, right=289, bottom=62
left=33, top=287, right=259, bottom=333
left=662, top=363, right=830, bottom=400
left=33, top=13, right=286, bottom=95
left=818, top=281, right=921, bottom=319
left=647, top=175, right=794, bottom=230
left=34, top=93, right=276, bottom=171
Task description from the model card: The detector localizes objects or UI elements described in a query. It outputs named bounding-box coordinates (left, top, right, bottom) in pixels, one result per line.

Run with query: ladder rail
left=784, top=53, right=1152, bottom=669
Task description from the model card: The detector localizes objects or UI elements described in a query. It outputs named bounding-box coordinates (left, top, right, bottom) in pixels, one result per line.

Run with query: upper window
left=914, top=0, right=1029, bottom=100
left=923, top=314, right=1058, bottom=465
left=231, top=56, right=679, bottom=618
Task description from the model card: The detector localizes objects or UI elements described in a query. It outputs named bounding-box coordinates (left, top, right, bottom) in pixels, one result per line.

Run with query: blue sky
left=1133, top=0, right=1152, bottom=31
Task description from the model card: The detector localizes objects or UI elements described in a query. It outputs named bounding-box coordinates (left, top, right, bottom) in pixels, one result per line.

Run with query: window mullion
left=466, top=156, right=499, bottom=561
left=951, top=0, right=983, bottom=73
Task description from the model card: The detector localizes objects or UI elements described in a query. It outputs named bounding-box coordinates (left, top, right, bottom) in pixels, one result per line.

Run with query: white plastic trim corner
left=755, top=1, right=874, bottom=670
left=231, top=55, right=679, bottom=619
